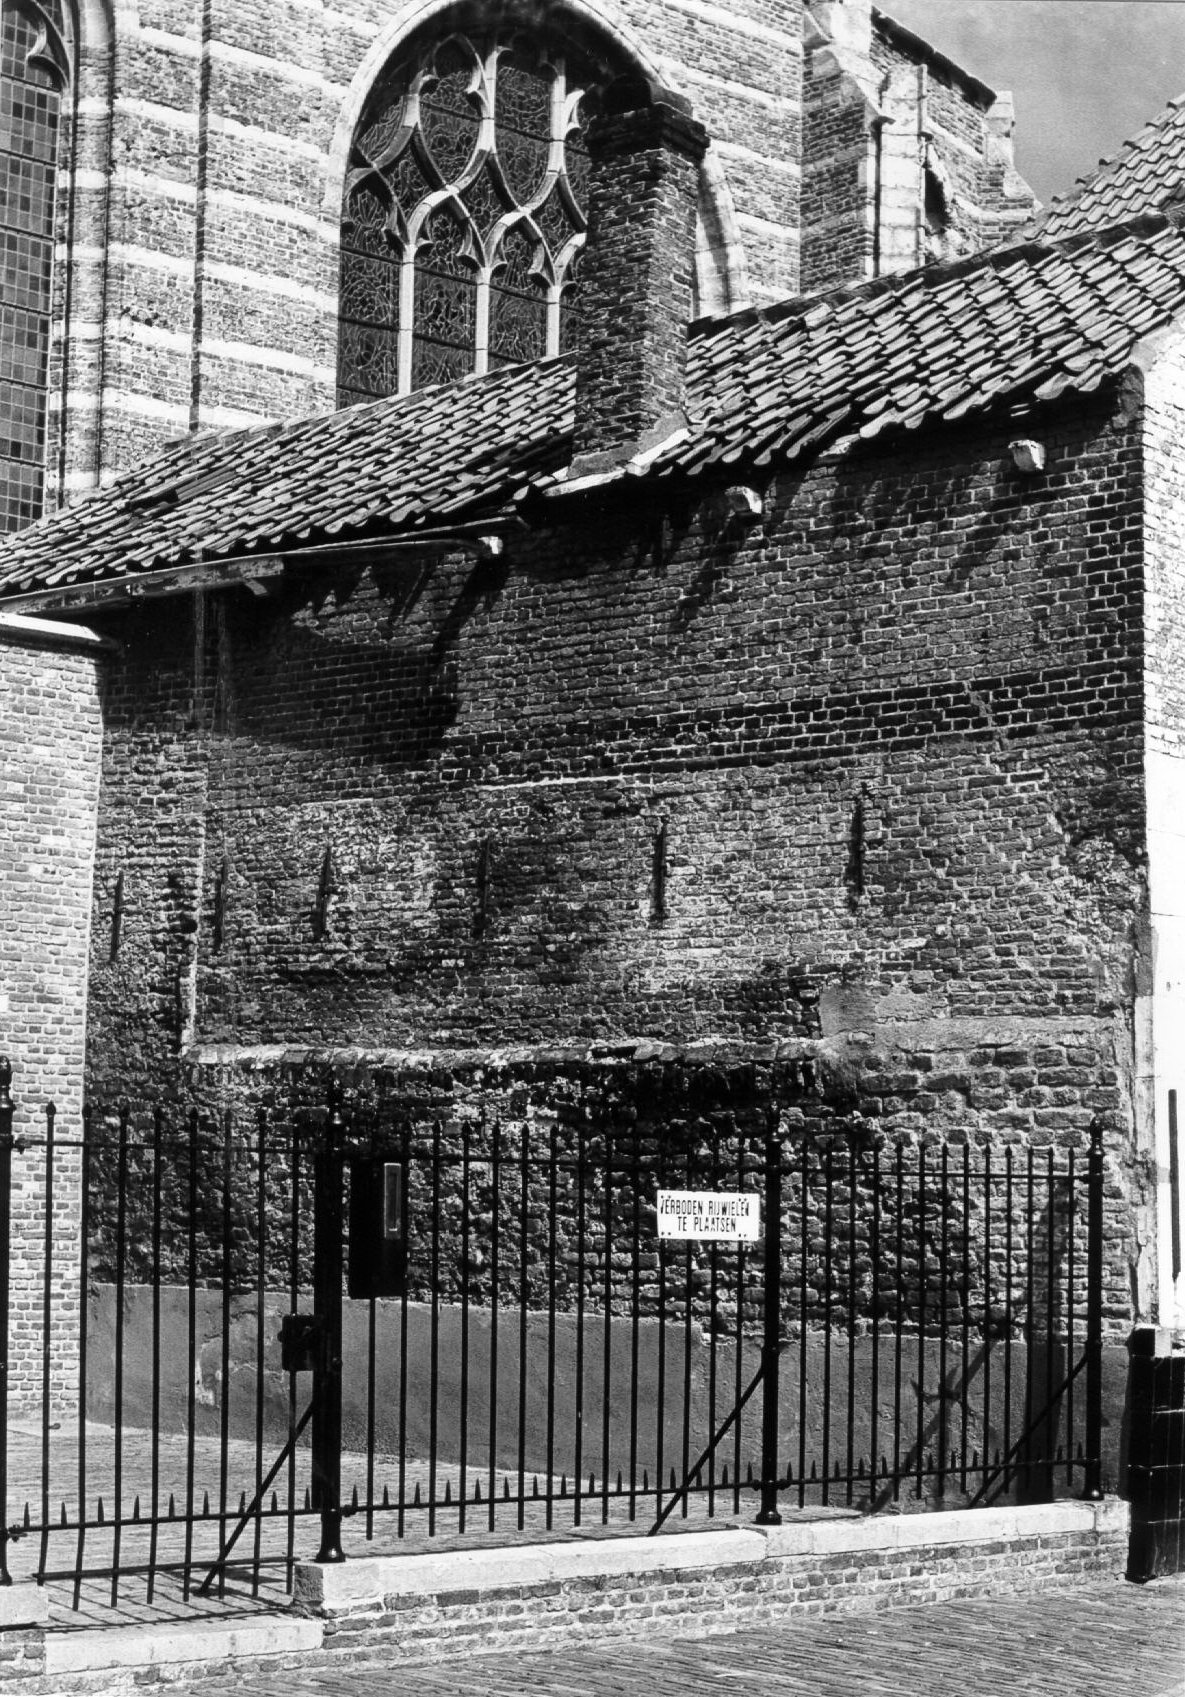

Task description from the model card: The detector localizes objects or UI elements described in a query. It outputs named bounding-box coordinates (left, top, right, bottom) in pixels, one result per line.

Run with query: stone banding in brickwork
left=32, top=0, right=810, bottom=501
left=670, top=60, right=800, bottom=115
left=204, top=262, right=337, bottom=311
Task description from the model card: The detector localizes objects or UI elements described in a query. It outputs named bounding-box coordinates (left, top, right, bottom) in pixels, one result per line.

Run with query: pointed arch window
left=337, top=24, right=623, bottom=404
left=1, top=0, right=73, bottom=532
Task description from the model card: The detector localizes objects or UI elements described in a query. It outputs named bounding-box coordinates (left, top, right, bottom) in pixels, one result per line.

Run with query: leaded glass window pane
left=489, top=223, right=547, bottom=370
left=558, top=249, right=584, bottom=358
left=0, top=0, right=70, bottom=532
left=411, top=206, right=477, bottom=389
left=338, top=20, right=621, bottom=403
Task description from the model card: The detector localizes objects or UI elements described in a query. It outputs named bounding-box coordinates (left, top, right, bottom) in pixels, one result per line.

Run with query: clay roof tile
left=5, top=218, right=1185, bottom=601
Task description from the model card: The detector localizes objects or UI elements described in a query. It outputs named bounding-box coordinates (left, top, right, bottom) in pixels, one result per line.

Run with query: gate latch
left=279, top=1312, right=323, bottom=1374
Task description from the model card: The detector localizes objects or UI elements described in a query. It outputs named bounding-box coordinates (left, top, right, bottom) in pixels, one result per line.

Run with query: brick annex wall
left=54, top=0, right=803, bottom=503
left=0, top=618, right=104, bottom=1408
left=80, top=385, right=1154, bottom=1326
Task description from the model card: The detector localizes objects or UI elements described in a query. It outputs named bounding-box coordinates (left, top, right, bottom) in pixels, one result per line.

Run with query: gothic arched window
left=1, top=0, right=73, bottom=532
left=338, top=22, right=622, bottom=404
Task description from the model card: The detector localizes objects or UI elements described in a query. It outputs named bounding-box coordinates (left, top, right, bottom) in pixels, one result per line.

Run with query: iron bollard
left=756, top=1110, right=783, bottom=1526
left=311, top=1078, right=346, bottom=1562
left=1081, top=1118, right=1105, bottom=1501
left=0, top=1058, right=15, bottom=1584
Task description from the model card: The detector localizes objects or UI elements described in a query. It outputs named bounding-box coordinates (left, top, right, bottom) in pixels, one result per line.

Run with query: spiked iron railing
left=0, top=1062, right=1105, bottom=1607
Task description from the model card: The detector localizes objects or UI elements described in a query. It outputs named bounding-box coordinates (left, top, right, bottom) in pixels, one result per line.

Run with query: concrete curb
left=294, top=1526, right=771, bottom=1608
left=752, top=1498, right=1128, bottom=1557
left=0, top=1588, right=48, bottom=1629
left=43, top=1614, right=323, bottom=1676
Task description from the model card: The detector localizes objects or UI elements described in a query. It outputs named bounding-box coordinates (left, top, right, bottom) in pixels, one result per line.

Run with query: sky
left=881, top=0, right=1185, bottom=206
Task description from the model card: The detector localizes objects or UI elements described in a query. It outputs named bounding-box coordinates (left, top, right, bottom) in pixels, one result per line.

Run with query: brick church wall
left=54, top=0, right=804, bottom=505
left=0, top=617, right=103, bottom=1405
left=81, top=386, right=1151, bottom=1325
left=801, top=5, right=1035, bottom=293
left=799, top=53, right=872, bottom=292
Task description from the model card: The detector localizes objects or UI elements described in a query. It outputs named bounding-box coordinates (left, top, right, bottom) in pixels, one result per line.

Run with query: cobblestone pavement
left=214, top=1578, right=1185, bottom=1697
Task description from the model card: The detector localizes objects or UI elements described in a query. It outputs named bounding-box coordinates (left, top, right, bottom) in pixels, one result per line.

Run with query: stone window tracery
left=1, top=0, right=73, bottom=532
left=338, top=24, right=621, bottom=405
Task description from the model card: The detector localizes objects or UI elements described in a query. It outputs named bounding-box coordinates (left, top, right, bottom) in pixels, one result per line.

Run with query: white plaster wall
left=1144, top=751, right=1185, bottom=1326
left=1140, top=328, right=1185, bottom=1328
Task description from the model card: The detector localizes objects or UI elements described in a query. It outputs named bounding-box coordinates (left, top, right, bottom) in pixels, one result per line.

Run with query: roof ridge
left=1039, top=88, right=1185, bottom=235
left=1067, top=90, right=1185, bottom=196
left=871, top=6, right=996, bottom=107
left=691, top=213, right=1179, bottom=348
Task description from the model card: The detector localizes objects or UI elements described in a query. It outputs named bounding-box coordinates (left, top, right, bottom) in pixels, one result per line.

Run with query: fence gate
left=0, top=1062, right=1104, bottom=1611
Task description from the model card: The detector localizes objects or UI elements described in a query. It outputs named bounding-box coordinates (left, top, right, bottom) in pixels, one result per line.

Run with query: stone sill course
left=294, top=1498, right=1126, bottom=1610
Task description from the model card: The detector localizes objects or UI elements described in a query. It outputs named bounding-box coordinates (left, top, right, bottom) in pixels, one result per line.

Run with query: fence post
left=0, top=1058, right=14, bottom=1583
left=311, top=1077, right=346, bottom=1562
left=756, top=1109, right=782, bottom=1526
left=1082, top=1117, right=1104, bottom=1501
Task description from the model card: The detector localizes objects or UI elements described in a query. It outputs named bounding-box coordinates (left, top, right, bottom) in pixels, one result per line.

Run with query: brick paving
left=210, top=1579, right=1184, bottom=1697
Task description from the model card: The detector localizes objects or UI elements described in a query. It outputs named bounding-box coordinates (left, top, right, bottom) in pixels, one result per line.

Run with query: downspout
left=54, top=0, right=81, bottom=507
left=90, top=4, right=116, bottom=490
left=871, top=108, right=887, bottom=278
left=916, top=64, right=928, bottom=267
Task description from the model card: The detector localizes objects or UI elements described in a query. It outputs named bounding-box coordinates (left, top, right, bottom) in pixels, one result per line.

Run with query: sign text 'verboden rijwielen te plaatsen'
left=656, top=1191, right=761, bottom=1241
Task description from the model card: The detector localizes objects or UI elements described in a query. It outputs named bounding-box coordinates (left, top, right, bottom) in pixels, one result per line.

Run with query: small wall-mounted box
left=279, top=1312, right=322, bottom=1374
left=348, top=1159, right=407, bottom=1300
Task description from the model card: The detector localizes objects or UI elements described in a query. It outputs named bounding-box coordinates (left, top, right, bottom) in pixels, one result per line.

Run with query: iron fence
left=0, top=1060, right=1104, bottom=1608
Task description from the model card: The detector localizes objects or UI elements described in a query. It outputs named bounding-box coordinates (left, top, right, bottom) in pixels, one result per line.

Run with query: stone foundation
left=0, top=1500, right=1131, bottom=1693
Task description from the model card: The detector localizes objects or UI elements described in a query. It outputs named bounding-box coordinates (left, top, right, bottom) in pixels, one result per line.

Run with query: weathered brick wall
left=54, top=0, right=804, bottom=506
left=83, top=595, right=211, bottom=1095
left=81, top=389, right=1152, bottom=1328
left=0, top=616, right=104, bottom=1407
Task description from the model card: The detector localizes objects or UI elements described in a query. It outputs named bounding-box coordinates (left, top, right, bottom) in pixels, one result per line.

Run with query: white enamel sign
left=656, top=1190, right=761, bottom=1241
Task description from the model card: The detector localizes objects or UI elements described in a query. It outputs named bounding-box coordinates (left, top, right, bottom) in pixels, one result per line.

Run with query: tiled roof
left=4, top=216, right=1185, bottom=604
left=666, top=215, right=1185, bottom=479
left=1039, top=95, right=1185, bottom=239
left=0, top=357, right=575, bottom=602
